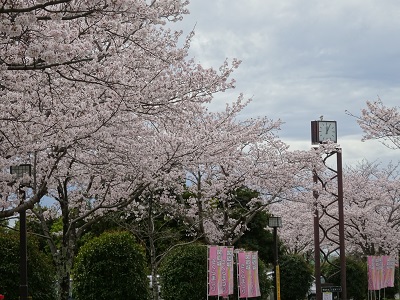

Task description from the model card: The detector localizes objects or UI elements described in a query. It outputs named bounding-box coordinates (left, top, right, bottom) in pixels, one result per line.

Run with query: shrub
left=0, top=231, right=56, bottom=300
left=73, top=231, right=148, bottom=300
left=159, top=244, right=207, bottom=300
left=279, top=253, right=314, bottom=300
left=322, top=256, right=368, bottom=300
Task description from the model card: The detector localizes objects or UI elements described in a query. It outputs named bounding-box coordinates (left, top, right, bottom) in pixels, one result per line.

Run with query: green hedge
left=72, top=231, right=148, bottom=300
left=279, top=254, right=314, bottom=300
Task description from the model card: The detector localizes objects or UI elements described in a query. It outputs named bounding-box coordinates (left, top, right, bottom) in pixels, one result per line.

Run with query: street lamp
left=268, top=216, right=282, bottom=300
left=10, top=164, right=32, bottom=300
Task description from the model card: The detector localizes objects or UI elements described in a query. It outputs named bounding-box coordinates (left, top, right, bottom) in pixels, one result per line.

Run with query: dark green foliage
left=384, top=267, right=399, bottom=299
left=159, top=244, right=207, bottom=300
left=234, top=211, right=275, bottom=263
left=322, top=256, right=368, bottom=300
left=72, top=231, right=148, bottom=300
left=230, top=188, right=276, bottom=264
left=0, top=231, right=56, bottom=300
left=76, top=215, right=121, bottom=252
left=25, top=214, right=56, bottom=255
left=0, top=218, right=8, bottom=233
left=255, top=259, right=273, bottom=300
left=279, top=254, right=314, bottom=300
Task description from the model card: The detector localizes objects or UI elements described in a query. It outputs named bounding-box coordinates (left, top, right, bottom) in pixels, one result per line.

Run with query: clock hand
left=326, top=124, right=330, bottom=134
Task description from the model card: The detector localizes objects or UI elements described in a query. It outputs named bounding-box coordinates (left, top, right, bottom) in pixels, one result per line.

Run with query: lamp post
left=268, top=216, right=282, bottom=300
left=10, top=164, right=32, bottom=300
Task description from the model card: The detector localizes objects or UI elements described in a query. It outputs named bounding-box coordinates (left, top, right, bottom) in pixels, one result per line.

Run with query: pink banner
left=220, top=247, right=228, bottom=296
left=251, top=252, right=261, bottom=297
left=208, top=246, right=221, bottom=296
left=383, top=256, right=396, bottom=288
left=367, top=256, right=375, bottom=290
left=208, top=246, right=234, bottom=296
left=368, top=256, right=383, bottom=290
left=237, top=251, right=261, bottom=298
left=368, top=256, right=396, bottom=291
left=226, top=247, right=234, bottom=295
left=237, top=252, right=250, bottom=298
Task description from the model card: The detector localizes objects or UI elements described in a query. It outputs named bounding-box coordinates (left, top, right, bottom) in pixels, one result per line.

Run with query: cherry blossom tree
left=270, top=152, right=400, bottom=261
left=348, top=98, right=400, bottom=150
left=0, top=0, right=240, bottom=217
left=99, top=99, right=316, bottom=300
left=269, top=200, right=314, bottom=257
left=148, top=98, right=315, bottom=246
left=346, top=98, right=400, bottom=252
left=1, top=0, right=189, bottom=72
left=1, top=1, right=243, bottom=299
left=343, top=161, right=400, bottom=255
left=268, top=145, right=340, bottom=258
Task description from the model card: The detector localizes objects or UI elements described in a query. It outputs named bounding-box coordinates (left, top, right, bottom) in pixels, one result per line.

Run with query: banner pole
left=367, top=262, right=369, bottom=300
left=217, top=245, right=220, bottom=300
left=207, top=246, right=209, bottom=300
left=236, top=252, right=240, bottom=300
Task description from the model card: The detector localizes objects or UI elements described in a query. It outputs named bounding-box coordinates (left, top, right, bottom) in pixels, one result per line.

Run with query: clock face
left=318, top=121, right=337, bottom=142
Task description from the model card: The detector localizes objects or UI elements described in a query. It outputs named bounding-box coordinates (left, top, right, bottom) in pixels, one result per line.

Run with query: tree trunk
left=59, top=273, right=71, bottom=300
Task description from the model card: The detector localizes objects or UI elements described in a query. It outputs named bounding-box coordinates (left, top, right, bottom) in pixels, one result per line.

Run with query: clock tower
left=311, top=120, right=337, bottom=144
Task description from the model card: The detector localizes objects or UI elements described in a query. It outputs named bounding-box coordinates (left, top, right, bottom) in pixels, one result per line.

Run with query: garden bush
left=73, top=231, right=148, bottom=300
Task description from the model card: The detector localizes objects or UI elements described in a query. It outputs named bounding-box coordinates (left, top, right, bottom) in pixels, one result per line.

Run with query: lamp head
left=268, top=216, right=282, bottom=228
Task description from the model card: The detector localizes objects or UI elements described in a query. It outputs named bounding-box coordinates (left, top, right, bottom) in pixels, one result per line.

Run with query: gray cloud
left=172, top=0, right=400, bottom=164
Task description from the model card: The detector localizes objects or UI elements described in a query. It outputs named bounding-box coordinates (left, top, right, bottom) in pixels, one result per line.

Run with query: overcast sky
left=172, top=0, right=400, bottom=166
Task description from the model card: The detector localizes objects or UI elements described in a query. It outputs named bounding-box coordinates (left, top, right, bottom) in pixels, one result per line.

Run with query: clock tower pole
left=311, top=119, right=347, bottom=300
